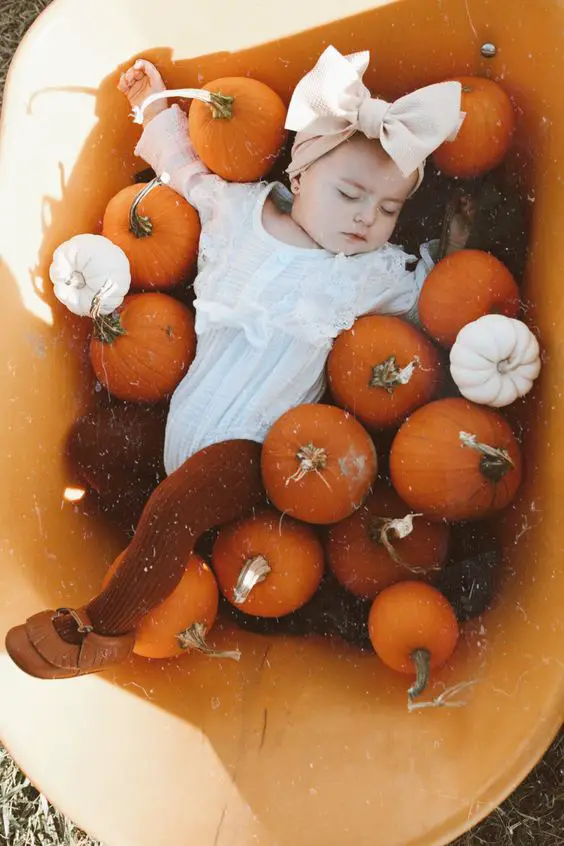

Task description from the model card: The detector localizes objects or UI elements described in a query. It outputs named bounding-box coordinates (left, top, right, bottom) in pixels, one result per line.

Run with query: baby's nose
left=356, top=203, right=378, bottom=227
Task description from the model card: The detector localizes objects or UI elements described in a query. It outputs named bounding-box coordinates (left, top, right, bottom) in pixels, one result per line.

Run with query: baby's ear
left=290, top=175, right=301, bottom=195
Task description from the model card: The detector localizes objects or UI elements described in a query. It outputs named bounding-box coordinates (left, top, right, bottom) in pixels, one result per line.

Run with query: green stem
left=408, top=648, right=431, bottom=700
left=129, top=175, right=167, bottom=238
left=208, top=91, right=234, bottom=119
left=92, top=311, right=125, bottom=344
left=459, top=431, right=514, bottom=483
left=369, top=355, right=419, bottom=394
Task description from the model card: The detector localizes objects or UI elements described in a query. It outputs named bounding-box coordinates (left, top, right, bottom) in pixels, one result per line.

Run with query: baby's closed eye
left=337, top=188, right=359, bottom=201
left=336, top=188, right=400, bottom=217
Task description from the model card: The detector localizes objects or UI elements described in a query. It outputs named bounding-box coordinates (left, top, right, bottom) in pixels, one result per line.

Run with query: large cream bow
left=285, top=45, right=465, bottom=179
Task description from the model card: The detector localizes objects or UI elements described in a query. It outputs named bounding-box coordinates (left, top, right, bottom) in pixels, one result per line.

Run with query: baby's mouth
left=344, top=232, right=367, bottom=242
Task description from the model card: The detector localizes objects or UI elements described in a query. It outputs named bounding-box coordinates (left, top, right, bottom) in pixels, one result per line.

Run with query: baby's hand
left=444, top=193, right=476, bottom=255
left=118, top=59, right=167, bottom=125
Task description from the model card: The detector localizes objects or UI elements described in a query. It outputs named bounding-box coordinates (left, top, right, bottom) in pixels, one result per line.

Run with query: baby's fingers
left=117, top=72, right=133, bottom=92
left=117, top=68, right=139, bottom=91
left=134, top=59, right=165, bottom=89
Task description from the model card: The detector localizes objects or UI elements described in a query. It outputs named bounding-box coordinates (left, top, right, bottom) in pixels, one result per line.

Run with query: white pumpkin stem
left=285, top=443, right=332, bottom=490
left=233, top=555, right=272, bottom=605
left=89, top=278, right=114, bottom=321
left=407, top=678, right=478, bottom=712
left=369, top=355, right=419, bottom=394
left=459, top=430, right=514, bottom=482
left=131, top=88, right=234, bottom=124
left=497, top=357, right=519, bottom=375
left=65, top=270, right=87, bottom=290
left=370, top=514, right=435, bottom=574
left=129, top=172, right=171, bottom=238
left=176, top=621, right=241, bottom=661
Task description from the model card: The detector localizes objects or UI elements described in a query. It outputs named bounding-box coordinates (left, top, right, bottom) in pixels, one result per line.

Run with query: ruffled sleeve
left=356, top=240, right=439, bottom=325
left=134, top=104, right=224, bottom=223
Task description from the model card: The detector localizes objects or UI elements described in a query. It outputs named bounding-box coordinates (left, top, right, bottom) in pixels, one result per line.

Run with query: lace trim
left=193, top=247, right=417, bottom=347
left=284, top=244, right=417, bottom=344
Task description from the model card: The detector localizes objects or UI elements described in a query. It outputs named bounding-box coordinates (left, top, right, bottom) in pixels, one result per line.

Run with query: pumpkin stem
left=131, top=87, right=233, bottom=124
left=459, top=430, right=514, bottom=482
left=92, top=310, right=126, bottom=344
left=176, top=621, right=241, bottom=661
left=285, top=443, right=332, bottom=490
left=233, top=555, right=272, bottom=604
left=408, top=647, right=431, bottom=700
left=369, top=355, right=419, bottom=393
left=65, top=270, right=87, bottom=290
left=369, top=514, right=436, bottom=573
left=207, top=91, right=235, bottom=120
left=89, top=278, right=115, bottom=321
left=497, top=357, right=519, bottom=375
left=407, top=678, right=478, bottom=712
left=128, top=172, right=170, bottom=239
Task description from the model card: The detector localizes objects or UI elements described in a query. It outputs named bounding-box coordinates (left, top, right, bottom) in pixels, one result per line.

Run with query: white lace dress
left=135, top=105, right=438, bottom=474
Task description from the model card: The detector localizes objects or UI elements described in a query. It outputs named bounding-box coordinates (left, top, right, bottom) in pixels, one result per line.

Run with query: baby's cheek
left=381, top=216, right=399, bottom=243
left=314, top=206, right=337, bottom=239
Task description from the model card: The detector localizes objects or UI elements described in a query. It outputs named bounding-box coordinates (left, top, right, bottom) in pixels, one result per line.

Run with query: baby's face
left=291, top=135, right=418, bottom=256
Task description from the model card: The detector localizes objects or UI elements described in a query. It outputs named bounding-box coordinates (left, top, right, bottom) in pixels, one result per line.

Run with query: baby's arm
left=438, top=193, right=476, bottom=258
left=384, top=198, right=475, bottom=324
left=119, top=60, right=215, bottom=210
left=356, top=211, right=473, bottom=327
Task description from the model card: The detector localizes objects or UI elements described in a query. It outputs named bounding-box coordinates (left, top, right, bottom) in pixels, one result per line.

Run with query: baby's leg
left=83, top=440, right=264, bottom=635
left=66, top=403, right=167, bottom=527
left=118, top=59, right=167, bottom=125
left=6, top=440, right=265, bottom=678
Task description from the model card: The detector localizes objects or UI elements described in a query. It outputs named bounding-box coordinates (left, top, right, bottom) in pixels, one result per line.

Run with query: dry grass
left=452, top=732, right=564, bottom=846
left=0, top=746, right=103, bottom=846
left=0, top=733, right=562, bottom=845
left=0, top=0, right=53, bottom=105
left=0, top=1, right=562, bottom=844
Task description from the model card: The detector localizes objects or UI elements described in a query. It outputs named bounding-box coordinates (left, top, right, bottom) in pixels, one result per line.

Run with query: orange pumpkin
left=419, top=250, right=520, bottom=347
left=212, top=508, right=324, bottom=617
left=187, top=77, right=287, bottom=181
left=102, top=551, right=227, bottom=659
left=326, top=482, right=450, bottom=599
left=327, top=315, right=443, bottom=430
left=261, top=404, right=378, bottom=525
left=389, top=397, right=522, bottom=521
left=433, top=76, right=516, bottom=178
left=89, top=292, right=196, bottom=403
left=102, top=177, right=201, bottom=290
left=368, top=581, right=459, bottom=703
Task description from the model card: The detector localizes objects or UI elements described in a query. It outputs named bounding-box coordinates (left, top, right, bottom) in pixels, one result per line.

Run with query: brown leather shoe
left=5, top=608, right=135, bottom=680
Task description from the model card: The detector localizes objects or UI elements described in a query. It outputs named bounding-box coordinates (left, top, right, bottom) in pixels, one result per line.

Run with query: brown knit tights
left=66, top=403, right=168, bottom=529
left=58, top=409, right=265, bottom=642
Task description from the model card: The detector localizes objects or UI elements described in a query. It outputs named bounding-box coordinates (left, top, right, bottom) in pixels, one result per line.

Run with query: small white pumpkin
left=450, top=314, right=541, bottom=407
left=49, top=234, right=131, bottom=317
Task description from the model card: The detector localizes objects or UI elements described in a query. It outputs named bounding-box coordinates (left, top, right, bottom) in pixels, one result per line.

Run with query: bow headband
left=285, top=46, right=465, bottom=192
